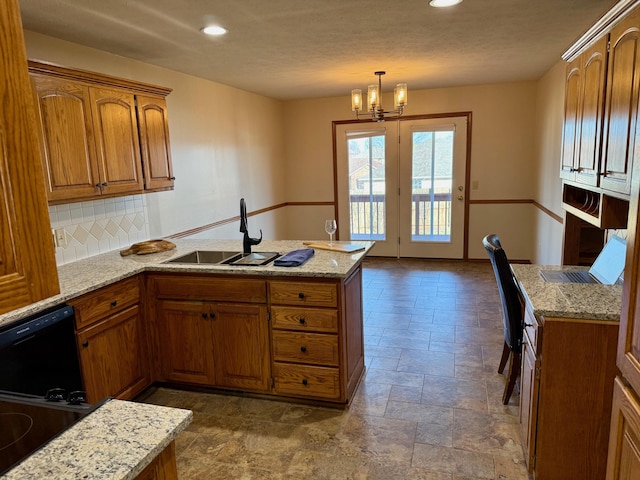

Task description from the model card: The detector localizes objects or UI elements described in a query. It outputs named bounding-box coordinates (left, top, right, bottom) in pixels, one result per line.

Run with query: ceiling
left=18, top=0, right=616, bottom=100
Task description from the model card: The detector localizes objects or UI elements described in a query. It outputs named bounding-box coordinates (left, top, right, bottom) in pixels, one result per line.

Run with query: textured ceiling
left=18, top=0, right=616, bottom=100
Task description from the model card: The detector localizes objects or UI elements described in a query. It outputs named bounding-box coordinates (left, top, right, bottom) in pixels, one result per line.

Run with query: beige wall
left=284, top=82, right=542, bottom=260
left=24, top=31, right=287, bottom=254
left=532, top=60, right=567, bottom=264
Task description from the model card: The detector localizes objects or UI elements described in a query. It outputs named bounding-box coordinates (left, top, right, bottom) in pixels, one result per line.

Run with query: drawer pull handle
left=525, top=323, right=534, bottom=328
left=300, top=346, right=307, bottom=353
left=302, top=379, right=308, bottom=386
left=82, top=341, right=89, bottom=348
left=298, top=292, right=305, bottom=299
left=110, top=300, right=117, bottom=307
left=299, top=317, right=306, bottom=324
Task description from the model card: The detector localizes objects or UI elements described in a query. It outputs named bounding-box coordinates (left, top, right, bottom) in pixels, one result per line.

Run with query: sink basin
left=165, top=250, right=241, bottom=264
left=222, top=251, right=280, bottom=266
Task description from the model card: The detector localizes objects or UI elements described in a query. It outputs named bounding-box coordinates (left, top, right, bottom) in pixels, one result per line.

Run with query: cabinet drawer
left=271, top=306, right=338, bottom=332
left=151, top=275, right=266, bottom=303
left=70, top=276, right=140, bottom=329
left=272, top=362, right=340, bottom=400
left=523, top=305, right=541, bottom=355
left=270, top=281, right=338, bottom=307
left=272, top=331, right=339, bottom=366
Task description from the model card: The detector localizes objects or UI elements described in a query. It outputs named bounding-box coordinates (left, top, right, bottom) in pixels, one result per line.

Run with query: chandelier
left=351, top=71, right=407, bottom=122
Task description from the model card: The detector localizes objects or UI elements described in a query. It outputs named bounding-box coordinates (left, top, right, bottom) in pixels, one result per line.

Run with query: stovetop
left=0, top=391, right=104, bottom=475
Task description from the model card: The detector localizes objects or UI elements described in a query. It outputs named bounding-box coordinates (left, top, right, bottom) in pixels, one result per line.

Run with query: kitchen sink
left=165, top=250, right=241, bottom=264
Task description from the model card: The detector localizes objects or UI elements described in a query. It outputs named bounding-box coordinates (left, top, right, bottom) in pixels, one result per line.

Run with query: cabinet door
left=89, top=87, right=144, bottom=196
left=601, top=8, right=640, bottom=195
left=576, top=36, right=608, bottom=186
left=157, top=300, right=215, bottom=385
left=136, top=95, right=174, bottom=191
left=519, top=338, right=539, bottom=473
left=561, top=57, right=582, bottom=181
left=606, top=378, right=640, bottom=480
left=31, top=75, right=101, bottom=202
left=211, top=303, right=270, bottom=391
left=0, top=0, right=59, bottom=314
left=76, top=305, right=150, bottom=403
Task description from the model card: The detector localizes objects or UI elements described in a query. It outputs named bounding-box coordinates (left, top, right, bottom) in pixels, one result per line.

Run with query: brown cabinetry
left=147, top=267, right=365, bottom=405
left=70, top=276, right=150, bottom=403
left=269, top=266, right=365, bottom=403
left=0, top=0, right=60, bottom=314
left=29, top=61, right=174, bottom=204
left=601, top=7, right=640, bottom=195
left=137, top=95, right=175, bottom=191
left=518, top=299, right=618, bottom=478
left=561, top=36, right=608, bottom=187
left=270, top=279, right=342, bottom=400
left=150, top=275, right=270, bottom=392
left=607, top=379, right=640, bottom=479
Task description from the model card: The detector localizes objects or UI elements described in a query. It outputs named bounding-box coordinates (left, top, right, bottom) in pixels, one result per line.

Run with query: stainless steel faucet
left=240, top=198, right=262, bottom=254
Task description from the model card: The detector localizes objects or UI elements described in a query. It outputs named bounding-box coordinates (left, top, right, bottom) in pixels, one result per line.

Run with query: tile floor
left=142, top=257, right=531, bottom=479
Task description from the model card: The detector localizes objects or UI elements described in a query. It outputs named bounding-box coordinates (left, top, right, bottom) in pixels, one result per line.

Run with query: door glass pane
left=411, top=130, right=453, bottom=242
left=347, top=134, right=385, bottom=240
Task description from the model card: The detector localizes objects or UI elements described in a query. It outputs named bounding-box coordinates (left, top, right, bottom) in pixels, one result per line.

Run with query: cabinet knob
left=82, top=341, right=89, bottom=348
left=202, top=312, right=208, bottom=319
left=301, top=379, right=308, bottom=386
left=169, top=176, right=176, bottom=180
left=299, top=317, right=306, bottom=325
left=101, top=182, right=108, bottom=187
left=210, top=312, right=215, bottom=319
left=110, top=300, right=117, bottom=307
left=300, top=345, right=307, bottom=353
left=298, top=292, right=305, bottom=299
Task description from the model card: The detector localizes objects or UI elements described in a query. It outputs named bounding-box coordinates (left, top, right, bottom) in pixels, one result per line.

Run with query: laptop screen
left=590, top=235, right=626, bottom=284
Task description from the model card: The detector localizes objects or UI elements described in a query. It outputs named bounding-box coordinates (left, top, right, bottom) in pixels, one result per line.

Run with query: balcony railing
left=349, top=191, right=452, bottom=241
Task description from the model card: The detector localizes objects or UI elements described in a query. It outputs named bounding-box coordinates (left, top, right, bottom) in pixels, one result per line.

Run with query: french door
left=335, top=115, right=468, bottom=259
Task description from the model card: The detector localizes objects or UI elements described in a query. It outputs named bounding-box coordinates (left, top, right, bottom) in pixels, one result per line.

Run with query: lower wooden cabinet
left=76, top=304, right=149, bottom=403
left=519, top=302, right=618, bottom=479
left=155, top=299, right=270, bottom=391
left=150, top=275, right=270, bottom=393
left=70, top=277, right=150, bottom=403
left=607, top=378, right=640, bottom=479
left=134, top=441, right=178, bottom=480
left=147, top=268, right=365, bottom=405
left=156, top=300, right=215, bottom=385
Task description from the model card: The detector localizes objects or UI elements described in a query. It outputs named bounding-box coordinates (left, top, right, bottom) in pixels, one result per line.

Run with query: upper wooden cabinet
left=601, top=7, right=640, bottom=195
left=0, top=0, right=59, bottom=314
left=137, top=95, right=175, bottom=192
left=560, top=36, right=608, bottom=187
left=29, top=61, right=174, bottom=204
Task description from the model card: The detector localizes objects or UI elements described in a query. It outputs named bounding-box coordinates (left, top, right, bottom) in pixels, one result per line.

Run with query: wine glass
left=325, top=219, right=337, bottom=246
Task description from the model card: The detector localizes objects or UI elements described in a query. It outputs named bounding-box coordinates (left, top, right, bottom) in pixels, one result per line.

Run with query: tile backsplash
left=48, top=195, right=150, bottom=266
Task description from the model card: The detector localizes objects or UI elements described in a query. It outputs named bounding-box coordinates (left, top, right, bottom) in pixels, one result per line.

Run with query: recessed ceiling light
left=429, top=0, right=463, bottom=7
left=201, top=25, right=228, bottom=36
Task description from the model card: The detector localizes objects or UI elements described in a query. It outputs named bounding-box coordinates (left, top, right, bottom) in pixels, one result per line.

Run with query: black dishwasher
left=0, top=304, right=84, bottom=398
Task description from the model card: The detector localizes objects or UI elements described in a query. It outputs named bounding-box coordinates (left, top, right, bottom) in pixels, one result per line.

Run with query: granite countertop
left=3, top=399, right=192, bottom=480
left=511, top=264, right=622, bottom=322
left=0, top=239, right=374, bottom=329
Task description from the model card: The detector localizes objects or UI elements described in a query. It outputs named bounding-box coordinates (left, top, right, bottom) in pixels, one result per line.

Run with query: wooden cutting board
left=120, top=239, right=176, bottom=256
left=302, top=241, right=365, bottom=253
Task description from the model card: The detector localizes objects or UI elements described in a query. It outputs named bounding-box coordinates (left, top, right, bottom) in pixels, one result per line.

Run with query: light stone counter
left=0, top=239, right=374, bottom=329
left=3, top=399, right=192, bottom=480
left=511, top=264, right=622, bottom=322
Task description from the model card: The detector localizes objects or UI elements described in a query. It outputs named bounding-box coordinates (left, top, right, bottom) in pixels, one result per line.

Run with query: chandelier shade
left=351, top=71, right=407, bottom=122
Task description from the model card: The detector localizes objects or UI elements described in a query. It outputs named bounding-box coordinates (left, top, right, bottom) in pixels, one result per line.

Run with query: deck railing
left=349, top=191, right=452, bottom=240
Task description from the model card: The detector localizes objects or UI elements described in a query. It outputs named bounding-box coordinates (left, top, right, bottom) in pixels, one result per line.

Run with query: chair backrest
left=482, top=234, right=523, bottom=352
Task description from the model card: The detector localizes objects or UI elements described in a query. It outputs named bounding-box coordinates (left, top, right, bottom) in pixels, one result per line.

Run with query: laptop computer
left=540, top=234, right=626, bottom=285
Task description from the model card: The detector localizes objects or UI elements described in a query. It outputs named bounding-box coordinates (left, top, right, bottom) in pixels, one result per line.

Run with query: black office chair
left=482, top=234, right=524, bottom=405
